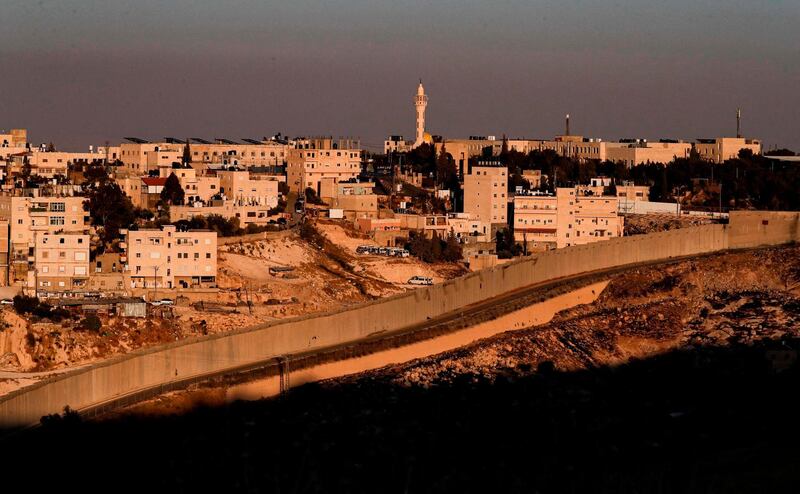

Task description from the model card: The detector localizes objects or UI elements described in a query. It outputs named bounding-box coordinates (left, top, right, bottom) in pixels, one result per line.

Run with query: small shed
left=56, top=297, right=148, bottom=318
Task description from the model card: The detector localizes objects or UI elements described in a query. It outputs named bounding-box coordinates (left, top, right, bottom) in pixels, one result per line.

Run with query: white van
left=408, top=276, right=433, bottom=286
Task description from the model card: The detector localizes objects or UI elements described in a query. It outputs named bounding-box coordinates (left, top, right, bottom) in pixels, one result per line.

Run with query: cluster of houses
left=1, top=100, right=758, bottom=300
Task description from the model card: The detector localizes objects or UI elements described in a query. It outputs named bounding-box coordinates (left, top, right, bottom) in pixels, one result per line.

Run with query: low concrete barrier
left=0, top=212, right=797, bottom=428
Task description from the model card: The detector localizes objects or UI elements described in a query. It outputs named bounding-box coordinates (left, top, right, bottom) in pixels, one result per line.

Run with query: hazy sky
left=1, top=0, right=798, bottom=152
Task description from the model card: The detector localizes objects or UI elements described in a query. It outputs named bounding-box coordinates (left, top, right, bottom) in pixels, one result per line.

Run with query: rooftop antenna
left=565, top=114, right=570, bottom=136
left=736, top=108, right=742, bottom=138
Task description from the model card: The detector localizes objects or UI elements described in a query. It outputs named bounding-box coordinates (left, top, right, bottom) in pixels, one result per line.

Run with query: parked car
left=150, top=298, right=174, bottom=306
left=0, top=299, right=13, bottom=305
left=408, top=276, right=433, bottom=286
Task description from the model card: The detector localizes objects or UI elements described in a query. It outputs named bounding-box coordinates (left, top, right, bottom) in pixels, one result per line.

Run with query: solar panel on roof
left=191, top=138, right=211, bottom=144
left=242, top=138, right=262, bottom=145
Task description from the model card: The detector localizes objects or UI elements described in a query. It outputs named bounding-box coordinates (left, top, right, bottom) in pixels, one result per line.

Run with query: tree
left=499, top=135, right=509, bottom=164
left=436, top=143, right=458, bottom=191
left=182, top=140, right=192, bottom=165
left=83, top=163, right=109, bottom=186
left=160, top=173, right=185, bottom=206
left=495, top=228, right=522, bottom=259
left=442, top=235, right=463, bottom=262
left=87, top=182, right=136, bottom=246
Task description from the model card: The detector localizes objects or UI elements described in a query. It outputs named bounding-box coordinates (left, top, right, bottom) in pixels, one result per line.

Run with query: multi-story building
left=694, top=137, right=762, bottom=163
left=217, top=170, right=280, bottom=207
left=0, top=195, right=89, bottom=284
left=287, top=137, right=362, bottom=194
left=604, top=140, right=693, bottom=167
left=30, top=232, right=90, bottom=297
left=463, top=162, right=508, bottom=229
left=513, top=188, right=623, bottom=249
left=384, top=135, right=411, bottom=154
left=125, top=225, right=217, bottom=290
left=615, top=181, right=650, bottom=201
left=512, top=191, right=565, bottom=249
left=0, top=129, right=27, bottom=148
left=118, top=138, right=289, bottom=175
left=436, top=137, right=502, bottom=178
left=436, top=133, right=756, bottom=168
left=0, top=195, right=88, bottom=252
left=169, top=200, right=278, bottom=227
left=182, top=173, right=221, bottom=205
left=573, top=193, right=624, bottom=246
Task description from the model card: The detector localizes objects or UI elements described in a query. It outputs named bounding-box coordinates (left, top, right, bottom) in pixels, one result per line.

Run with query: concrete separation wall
left=1, top=212, right=798, bottom=428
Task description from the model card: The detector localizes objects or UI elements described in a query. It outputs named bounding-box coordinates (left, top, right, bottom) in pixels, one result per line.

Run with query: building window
left=50, top=216, right=65, bottom=226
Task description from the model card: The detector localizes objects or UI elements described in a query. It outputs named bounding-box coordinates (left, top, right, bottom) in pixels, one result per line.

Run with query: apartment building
left=439, top=134, right=756, bottom=167
left=118, top=138, right=288, bottom=175
left=169, top=200, right=278, bottom=227
left=319, top=179, right=378, bottom=219
left=119, top=141, right=180, bottom=174
left=615, top=182, right=650, bottom=201
left=573, top=194, right=624, bottom=246
left=463, top=162, right=508, bottom=228
left=384, top=135, right=411, bottom=154
left=695, top=137, right=762, bottom=163
left=217, top=170, right=280, bottom=207
left=0, top=129, right=27, bottom=148
left=435, top=137, right=501, bottom=178
left=0, top=195, right=88, bottom=251
left=183, top=173, right=221, bottom=204
left=605, top=140, right=693, bottom=167
left=30, top=232, right=90, bottom=297
left=125, top=225, right=217, bottom=290
left=287, top=138, right=362, bottom=194
left=0, top=195, right=89, bottom=284
left=513, top=188, right=623, bottom=249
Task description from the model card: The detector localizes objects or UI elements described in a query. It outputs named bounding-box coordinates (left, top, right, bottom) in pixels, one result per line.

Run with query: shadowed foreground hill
left=3, top=338, right=800, bottom=493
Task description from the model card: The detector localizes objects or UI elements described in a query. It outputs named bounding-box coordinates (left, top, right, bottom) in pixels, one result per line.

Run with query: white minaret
left=413, top=79, right=428, bottom=148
